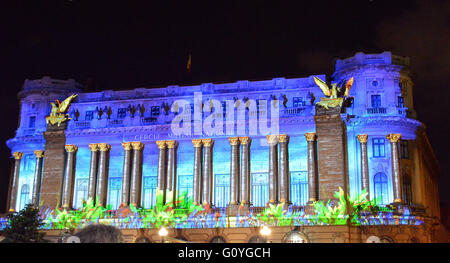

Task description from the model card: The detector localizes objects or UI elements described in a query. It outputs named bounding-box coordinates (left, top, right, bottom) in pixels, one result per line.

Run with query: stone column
left=267, top=135, right=278, bottom=204
left=387, top=133, right=403, bottom=203
left=166, top=140, right=177, bottom=204
left=357, top=134, right=370, bottom=199
left=156, top=140, right=167, bottom=203
left=32, top=150, right=44, bottom=206
left=229, top=137, right=240, bottom=205
left=239, top=137, right=251, bottom=206
left=305, top=133, right=317, bottom=203
left=88, top=143, right=99, bottom=201
left=202, top=138, right=214, bottom=206
left=121, top=142, right=132, bottom=206
left=192, top=139, right=203, bottom=205
left=62, top=145, right=78, bottom=209
left=9, top=152, right=23, bottom=212
left=96, top=143, right=111, bottom=207
left=130, top=142, right=144, bottom=207
left=278, top=134, right=290, bottom=204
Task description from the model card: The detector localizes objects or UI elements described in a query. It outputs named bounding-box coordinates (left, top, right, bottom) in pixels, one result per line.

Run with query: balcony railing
left=283, top=107, right=306, bottom=116
left=367, top=107, right=387, bottom=114
left=75, top=121, right=91, bottom=128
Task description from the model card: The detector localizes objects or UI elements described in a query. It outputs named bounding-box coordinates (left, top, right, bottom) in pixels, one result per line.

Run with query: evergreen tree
left=2, top=203, right=47, bottom=243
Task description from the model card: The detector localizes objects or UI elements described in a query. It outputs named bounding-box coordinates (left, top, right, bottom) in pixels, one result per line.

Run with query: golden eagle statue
left=45, top=94, right=78, bottom=126
left=313, top=77, right=354, bottom=109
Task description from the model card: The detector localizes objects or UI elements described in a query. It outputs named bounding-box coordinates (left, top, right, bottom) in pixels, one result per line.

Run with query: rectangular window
left=151, top=106, right=160, bottom=116
left=251, top=172, right=269, bottom=207
left=371, top=95, right=381, bottom=108
left=372, top=138, right=386, bottom=158
left=400, top=140, right=409, bottom=159
left=107, top=178, right=122, bottom=210
left=290, top=171, right=308, bottom=206
left=85, top=111, right=94, bottom=121
left=29, top=116, right=36, bottom=128
left=397, top=96, right=404, bottom=108
left=117, top=108, right=127, bottom=119
left=293, top=97, right=305, bottom=107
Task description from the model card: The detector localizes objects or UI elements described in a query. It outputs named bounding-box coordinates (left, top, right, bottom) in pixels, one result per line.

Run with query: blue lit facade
left=6, top=51, right=425, bottom=212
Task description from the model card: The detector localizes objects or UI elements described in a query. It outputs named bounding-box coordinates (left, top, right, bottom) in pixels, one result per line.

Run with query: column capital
left=304, top=132, right=317, bottom=142
left=122, top=142, right=132, bottom=151
left=278, top=134, right=289, bottom=143
left=239, top=136, right=251, bottom=145
left=98, top=143, right=111, bottom=151
left=166, top=140, right=177, bottom=149
left=89, top=143, right=99, bottom=152
left=156, top=140, right=167, bottom=149
left=192, top=139, right=203, bottom=148
left=131, top=141, right=145, bottom=150
left=228, top=137, right=240, bottom=146
left=12, top=152, right=23, bottom=160
left=357, top=134, right=369, bottom=143
left=266, top=135, right=278, bottom=145
left=34, top=150, right=44, bottom=158
left=202, top=138, right=214, bottom=147
left=65, top=144, right=78, bottom=153
left=386, top=133, right=402, bottom=143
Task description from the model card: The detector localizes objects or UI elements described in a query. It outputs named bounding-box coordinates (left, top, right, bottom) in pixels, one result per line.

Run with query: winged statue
left=45, top=94, right=78, bottom=126
left=313, top=77, right=354, bottom=109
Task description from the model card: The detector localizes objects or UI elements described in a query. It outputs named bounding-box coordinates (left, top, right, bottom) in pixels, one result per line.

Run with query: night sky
left=1, top=0, right=449, bottom=213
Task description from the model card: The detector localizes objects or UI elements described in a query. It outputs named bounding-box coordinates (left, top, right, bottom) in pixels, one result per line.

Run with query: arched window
left=19, top=184, right=30, bottom=210
left=380, top=236, right=394, bottom=243
left=373, top=173, right=389, bottom=205
left=402, top=174, right=412, bottom=205
left=248, top=235, right=266, bottom=243
left=209, top=236, right=226, bottom=243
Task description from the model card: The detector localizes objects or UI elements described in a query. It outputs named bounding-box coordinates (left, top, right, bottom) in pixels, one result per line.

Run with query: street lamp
left=260, top=226, right=271, bottom=243
left=158, top=227, right=168, bottom=243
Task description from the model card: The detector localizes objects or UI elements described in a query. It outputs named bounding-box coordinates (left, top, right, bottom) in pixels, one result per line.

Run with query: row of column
left=8, top=132, right=404, bottom=211
left=357, top=133, right=403, bottom=203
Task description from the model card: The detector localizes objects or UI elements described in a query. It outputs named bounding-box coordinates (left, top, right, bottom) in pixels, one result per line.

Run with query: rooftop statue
left=313, top=77, right=354, bottom=109
left=45, top=94, right=78, bottom=126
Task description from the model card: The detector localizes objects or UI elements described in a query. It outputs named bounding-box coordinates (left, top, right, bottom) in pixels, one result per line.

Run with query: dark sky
left=0, top=0, right=449, bottom=213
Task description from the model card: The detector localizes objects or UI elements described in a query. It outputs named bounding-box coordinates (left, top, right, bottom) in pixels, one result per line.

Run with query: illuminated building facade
left=5, top=51, right=445, bottom=242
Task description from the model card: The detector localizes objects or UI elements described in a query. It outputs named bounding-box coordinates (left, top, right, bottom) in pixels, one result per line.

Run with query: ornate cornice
left=122, top=142, right=132, bottom=151
left=13, top=152, right=23, bottom=160
left=65, top=144, right=79, bottom=153
left=386, top=133, right=402, bottom=143
left=192, top=139, right=203, bottom=148
left=131, top=141, right=144, bottom=150
left=304, top=133, right=316, bottom=142
left=228, top=137, right=240, bottom=146
left=89, top=143, right=99, bottom=152
left=357, top=134, right=368, bottom=143
left=202, top=138, right=214, bottom=147
left=34, top=150, right=44, bottom=158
